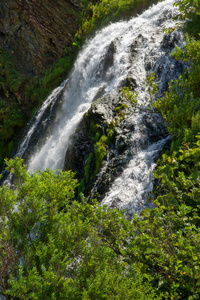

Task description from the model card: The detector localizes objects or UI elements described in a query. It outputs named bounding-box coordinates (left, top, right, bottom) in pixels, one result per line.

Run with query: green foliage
left=0, top=49, right=24, bottom=94
left=149, top=3, right=200, bottom=297
left=115, top=103, right=129, bottom=120
left=25, top=52, right=76, bottom=106
left=121, top=86, right=138, bottom=105
left=1, top=1, right=200, bottom=298
left=0, top=158, right=163, bottom=299
left=145, top=71, right=158, bottom=105
left=78, top=178, right=85, bottom=194
left=105, top=120, right=116, bottom=144
left=79, top=0, right=159, bottom=38
left=128, top=204, right=200, bottom=299
left=0, top=97, right=24, bottom=167
left=94, top=135, right=108, bottom=175
left=82, top=101, right=128, bottom=189
left=0, top=158, right=199, bottom=299
left=154, top=136, right=200, bottom=209
left=191, top=110, right=200, bottom=134
left=85, top=152, right=94, bottom=182
left=174, top=0, right=200, bottom=21
left=173, top=0, right=200, bottom=38
left=0, top=99, right=24, bottom=140
left=154, top=78, right=200, bottom=141
left=172, top=34, right=200, bottom=67
left=0, top=50, right=26, bottom=164
left=88, top=98, right=129, bottom=179
left=154, top=35, right=200, bottom=146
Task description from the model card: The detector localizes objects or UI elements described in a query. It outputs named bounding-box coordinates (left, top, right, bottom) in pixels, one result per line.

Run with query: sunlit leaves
left=0, top=159, right=160, bottom=299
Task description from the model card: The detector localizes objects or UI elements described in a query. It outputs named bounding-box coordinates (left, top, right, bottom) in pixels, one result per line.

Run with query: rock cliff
left=0, top=0, right=80, bottom=75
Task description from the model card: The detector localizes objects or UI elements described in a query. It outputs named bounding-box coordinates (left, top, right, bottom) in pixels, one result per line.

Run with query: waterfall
left=23, top=0, right=184, bottom=172
left=101, top=137, right=170, bottom=217
left=4, top=0, right=185, bottom=213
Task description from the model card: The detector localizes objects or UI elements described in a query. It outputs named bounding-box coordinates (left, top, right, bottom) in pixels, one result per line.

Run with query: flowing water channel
left=3, top=0, right=186, bottom=214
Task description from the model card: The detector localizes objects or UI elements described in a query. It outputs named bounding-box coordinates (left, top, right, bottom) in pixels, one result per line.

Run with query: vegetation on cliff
left=78, top=0, right=159, bottom=37
left=0, top=0, right=200, bottom=299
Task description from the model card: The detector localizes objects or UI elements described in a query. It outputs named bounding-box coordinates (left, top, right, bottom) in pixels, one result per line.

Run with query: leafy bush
left=174, top=0, right=200, bottom=38
left=0, top=158, right=163, bottom=299
left=154, top=136, right=200, bottom=209
left=153, top=29, right=200, bottom=148
left=79, top=0, right=160, bottom=38
left=94, top=134, right=108, bottom=175
left=0, top=158, right=199, bottom=299
left=150, top=3, right=200, bottom=297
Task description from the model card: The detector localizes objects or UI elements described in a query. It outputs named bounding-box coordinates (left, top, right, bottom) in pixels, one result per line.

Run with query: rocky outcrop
left=64, top=91, right=168, bottom=201
left=0, top=0, right=80, bottom=75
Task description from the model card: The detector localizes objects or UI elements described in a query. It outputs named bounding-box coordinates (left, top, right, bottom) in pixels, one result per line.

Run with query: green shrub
left=85, top=152, right=94, bottom=182
left=0, top=158, right=199, bottom=299
left=0, top=158, right=163, bottom=299
left=78, top=178, right=85, bottom=194
left=79, top=0, right=160, bottom=38
left=94, top=135, right=108, bottom=175
left=174, top=0, right=200, bottom=38
left=153, top=35, right=200, bottom=149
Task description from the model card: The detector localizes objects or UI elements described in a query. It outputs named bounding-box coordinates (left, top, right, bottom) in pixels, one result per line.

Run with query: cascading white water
left=26, top=0, right=184, bottom=172
left=6, top=0, right=185, bottom=213
left=101, top=137, right=170, bottom=217
left=15, top=80, right=68, bottom=159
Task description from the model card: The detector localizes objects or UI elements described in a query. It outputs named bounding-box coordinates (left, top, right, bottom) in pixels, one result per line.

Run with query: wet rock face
left=64, top=91, right=168, bottom=201
left=0, top=0, right=80, bottom=75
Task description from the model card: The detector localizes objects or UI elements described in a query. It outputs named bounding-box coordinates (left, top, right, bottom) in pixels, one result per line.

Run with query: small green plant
left=83, top=98, right=130, bottom=184
left=115, top=103, right=129, bottom=119
left=94, top=135, right=108, bottom=175
left=85, top=152, right=94, bottom=182
left=78, top=178, right=85, bottom=194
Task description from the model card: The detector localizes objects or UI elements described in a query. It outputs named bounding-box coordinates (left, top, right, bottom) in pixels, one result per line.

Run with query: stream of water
left=5, top=0, right=185, bottom=213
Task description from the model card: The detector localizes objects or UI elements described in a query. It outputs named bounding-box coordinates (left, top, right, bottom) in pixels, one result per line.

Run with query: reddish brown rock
left=0, top=0, right=80, bottom=75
